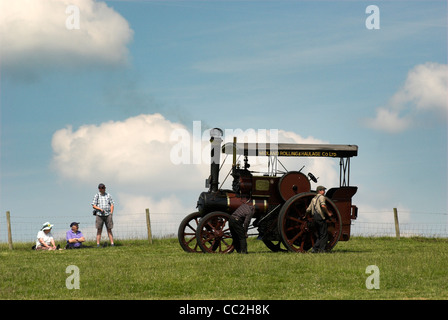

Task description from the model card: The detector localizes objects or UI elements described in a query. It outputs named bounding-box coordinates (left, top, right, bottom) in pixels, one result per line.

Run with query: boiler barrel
left=197, top=191, right=268, bottom=216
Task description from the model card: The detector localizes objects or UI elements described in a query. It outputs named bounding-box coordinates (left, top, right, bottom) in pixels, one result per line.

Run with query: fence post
left=393, top=208, right=400, bottom=239
left=6, top=211, right=13, bottom=250
left=145, top=208, right=153, bottom=244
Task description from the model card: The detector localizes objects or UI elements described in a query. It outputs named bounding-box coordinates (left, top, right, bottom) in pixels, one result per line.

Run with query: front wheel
left=195, top=211, right=234, bottom=253
left=178, top=212, right=202, bottom=253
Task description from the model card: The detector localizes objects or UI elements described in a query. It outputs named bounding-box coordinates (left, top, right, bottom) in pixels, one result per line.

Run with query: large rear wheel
left=278, top=193, right=342, bottom=252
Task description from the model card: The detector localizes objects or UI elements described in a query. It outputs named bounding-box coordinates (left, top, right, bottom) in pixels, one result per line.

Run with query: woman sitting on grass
left=34, top=222, right=59, bottom=251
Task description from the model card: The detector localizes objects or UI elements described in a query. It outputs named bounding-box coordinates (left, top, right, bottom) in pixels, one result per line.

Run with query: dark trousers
left=229, top=217, right=248, bottom=254
left=313, top=214, right=328, bottom=252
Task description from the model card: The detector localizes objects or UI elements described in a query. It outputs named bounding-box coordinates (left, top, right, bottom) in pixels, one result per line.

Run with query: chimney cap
left=210, top=128, right=223, bottom=139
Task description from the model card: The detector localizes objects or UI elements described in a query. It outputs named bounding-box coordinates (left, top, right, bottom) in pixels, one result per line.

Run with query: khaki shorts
left=96, top=215, right=114, bottom=230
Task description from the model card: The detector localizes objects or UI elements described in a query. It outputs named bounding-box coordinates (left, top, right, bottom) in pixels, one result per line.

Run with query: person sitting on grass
left=65, top=222, right=85, bottom=249
left=34, top=222, right=59, bottom=250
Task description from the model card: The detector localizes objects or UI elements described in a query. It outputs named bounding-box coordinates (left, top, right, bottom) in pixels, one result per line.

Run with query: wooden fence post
left=6, top=211, right=13, bottom=250
left=145, top=208, right=153, bottom=244
left=393, top=208, right=400, bottom=239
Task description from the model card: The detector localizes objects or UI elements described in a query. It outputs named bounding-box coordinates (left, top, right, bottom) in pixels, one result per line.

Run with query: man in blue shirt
left=66, top=222, right=85, bottom=249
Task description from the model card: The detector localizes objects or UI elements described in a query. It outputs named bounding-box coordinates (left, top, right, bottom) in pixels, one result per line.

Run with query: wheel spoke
left=286, top=215, right=301, bottom=223
left=203, top=232, right=215, bottom=243
left=186, top=221, right=197, bottom=233
left=205, top=221, right=217, bottom=233
left=289, top=228, right=304, bottom=243
left=299, top=239, right=306, bottom=251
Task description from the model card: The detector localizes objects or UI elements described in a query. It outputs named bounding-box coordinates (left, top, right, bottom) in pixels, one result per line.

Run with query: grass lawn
left=1, top=237, right=447, bottom=300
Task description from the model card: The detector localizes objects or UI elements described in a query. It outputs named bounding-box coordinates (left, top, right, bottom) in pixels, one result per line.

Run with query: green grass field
left=1, top=237, right=447, bottom=300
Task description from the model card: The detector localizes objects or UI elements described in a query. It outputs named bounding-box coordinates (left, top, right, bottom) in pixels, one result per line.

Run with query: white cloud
left=118, top=193, right=188, bottom=217
left=365, top=62, right=448, bottom=133
left=394, top=62, right=448, bottom=114
left=0, top=0, right=133, bottom=79
left=51, top=113, right=208, bottom=190
left=364, top=107, right=412, bottom=134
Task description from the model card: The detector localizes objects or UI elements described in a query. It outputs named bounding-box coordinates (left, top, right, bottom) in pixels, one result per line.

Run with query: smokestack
left=209, top=128, right=223, bottom=192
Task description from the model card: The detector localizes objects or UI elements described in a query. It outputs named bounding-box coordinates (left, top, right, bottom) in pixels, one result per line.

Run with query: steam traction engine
left=178, top=128, right=359, bottom=253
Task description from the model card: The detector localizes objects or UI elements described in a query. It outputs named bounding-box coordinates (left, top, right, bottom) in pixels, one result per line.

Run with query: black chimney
left=209, top=128, right=223, bottom=192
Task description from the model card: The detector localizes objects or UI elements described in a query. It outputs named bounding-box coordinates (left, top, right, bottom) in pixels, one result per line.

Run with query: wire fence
left=351, top=210, right=448, bottom=238
left=0, top=211, right=182, bottom=244
left=1, top=210, right=447, bottom=245
left=351, top=222, right=448, bottom=238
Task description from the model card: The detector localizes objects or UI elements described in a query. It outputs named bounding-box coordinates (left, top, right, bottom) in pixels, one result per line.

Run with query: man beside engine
left=229, top=202, right=255, bottom=254
left=306, top=185, right=333, bottom=253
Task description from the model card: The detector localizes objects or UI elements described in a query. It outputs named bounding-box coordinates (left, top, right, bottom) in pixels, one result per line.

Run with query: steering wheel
left=308, top=172, right=318, bottom=183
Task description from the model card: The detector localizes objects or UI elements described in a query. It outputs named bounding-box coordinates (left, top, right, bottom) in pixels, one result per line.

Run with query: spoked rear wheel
left=278, top=193, right=342, bottom=253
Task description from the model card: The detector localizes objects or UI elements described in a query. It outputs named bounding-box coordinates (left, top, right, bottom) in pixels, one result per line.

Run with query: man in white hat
left=35, top=222, right=58, bottom=250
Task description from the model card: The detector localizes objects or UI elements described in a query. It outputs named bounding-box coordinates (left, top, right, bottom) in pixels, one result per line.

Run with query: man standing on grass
left=92, top=183, right=115, bottom=247
left=229, top=202, right=254, bottom=254
left=306, top=185, right=332, bottom=253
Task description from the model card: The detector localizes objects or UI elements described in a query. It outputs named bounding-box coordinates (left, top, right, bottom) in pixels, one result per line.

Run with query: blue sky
left=1, top=0, right=447, bottom=240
